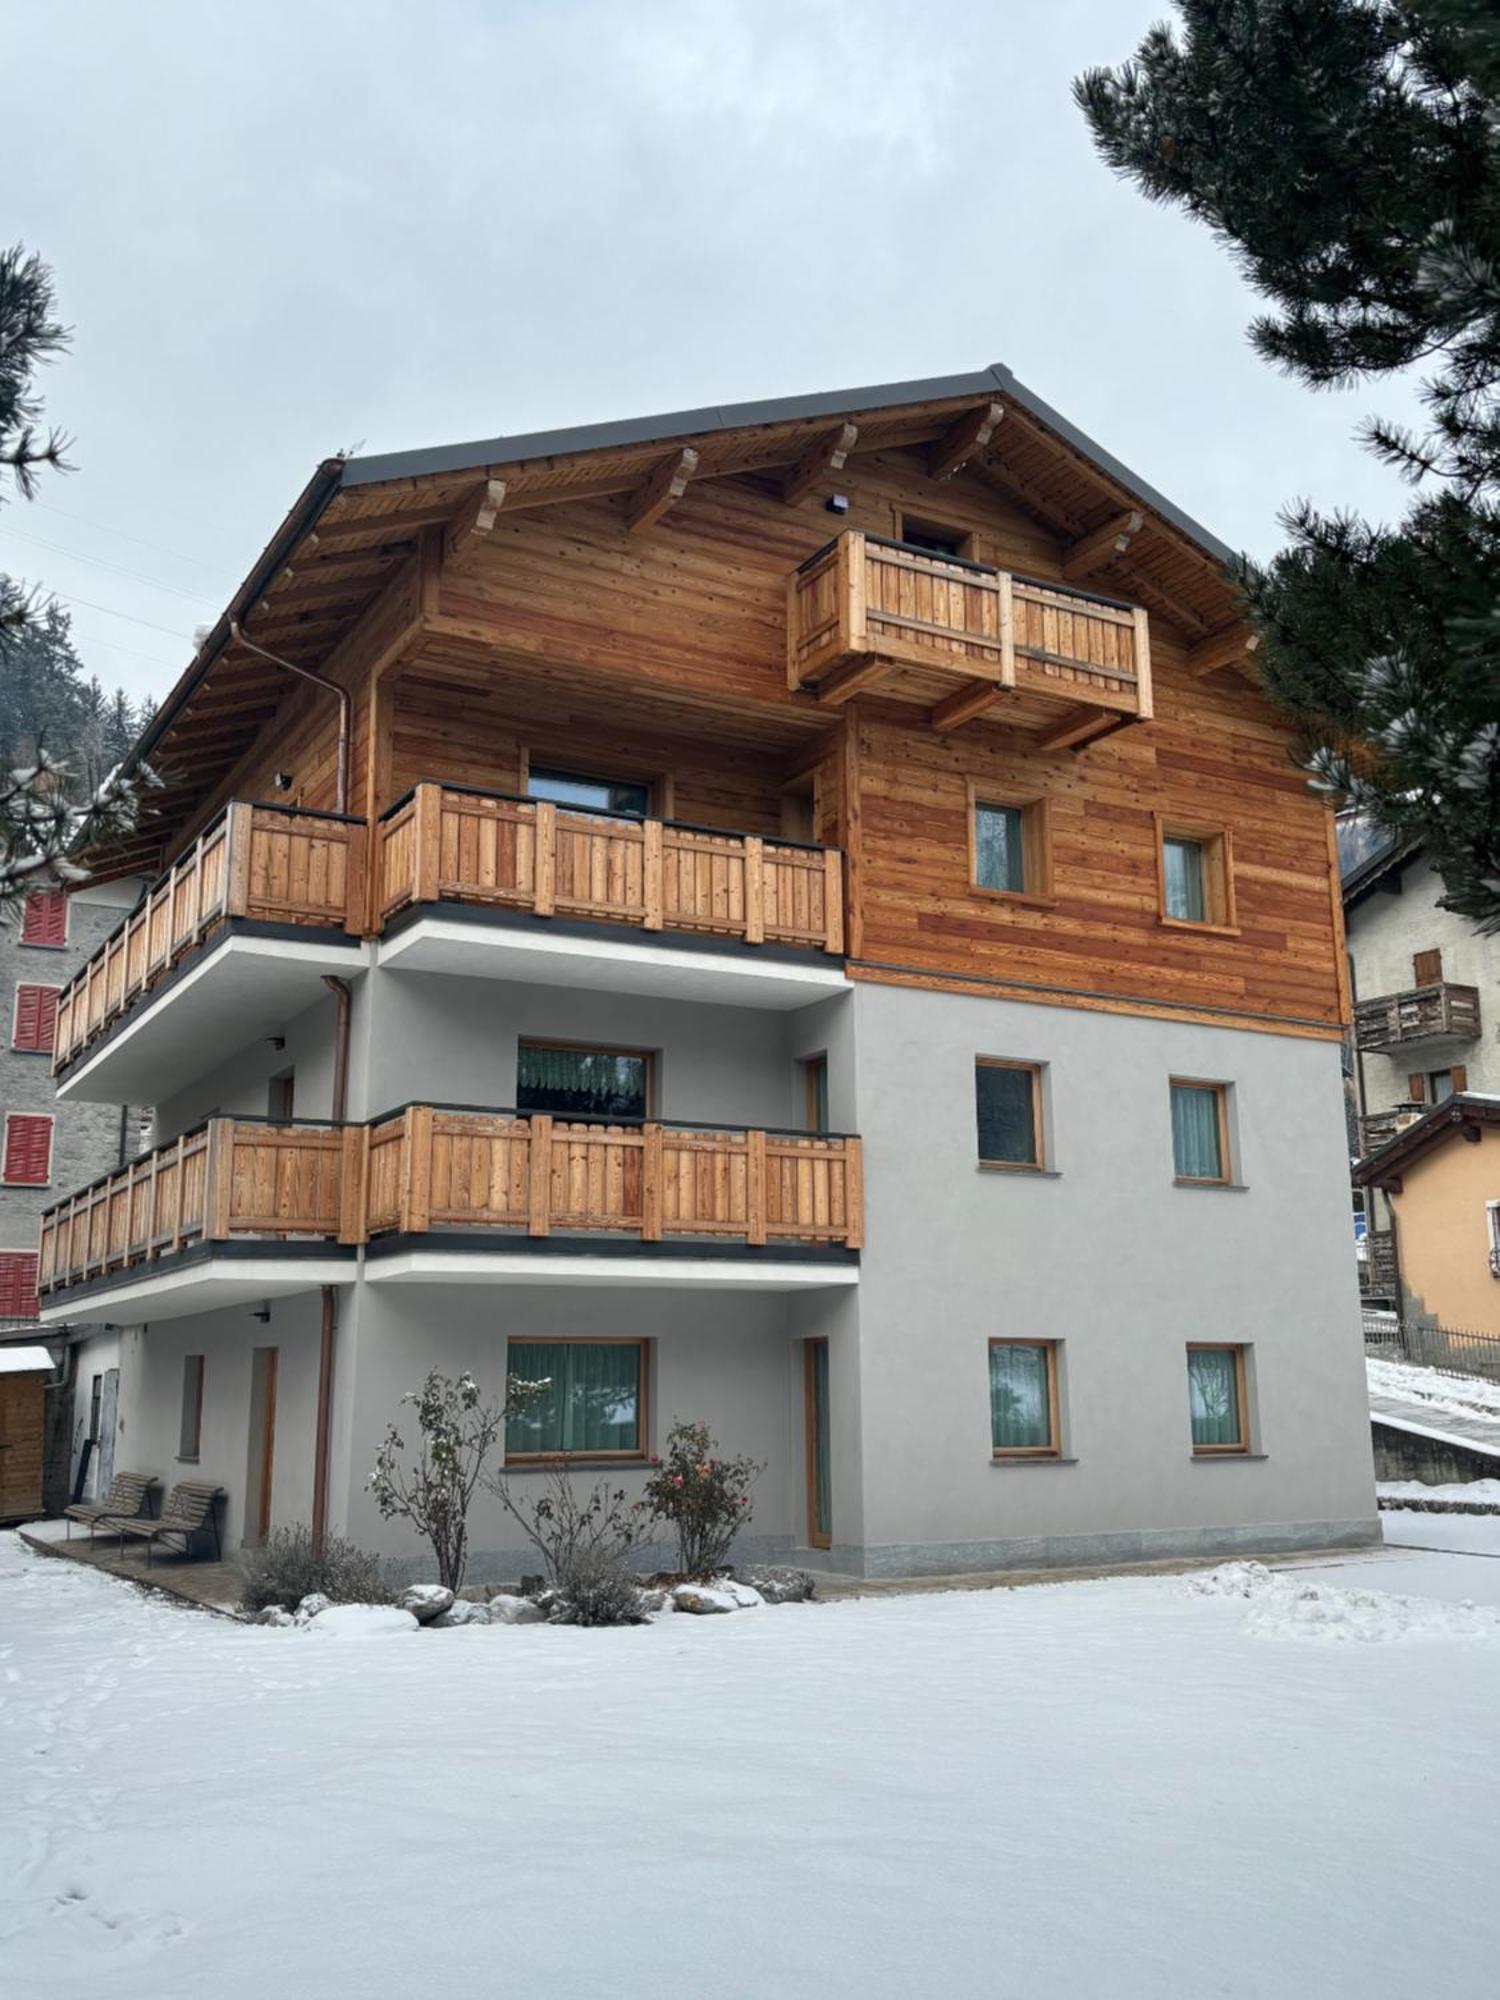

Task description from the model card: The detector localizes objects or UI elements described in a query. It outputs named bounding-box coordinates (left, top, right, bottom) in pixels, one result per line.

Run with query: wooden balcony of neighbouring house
left=34, top=1108, right=863, bottom=1321
left=372, top=785, right=851, bottom=1010
left=52, top=802, right=369, bottom=1108
left=1359, top=1104, right=1427, bottom=1159
left=1352, top=983, right=1482, bottom=1055
left=1359, top=1228, right=1398, bottom=1300
left=787, top=531, right=1153, bottom=749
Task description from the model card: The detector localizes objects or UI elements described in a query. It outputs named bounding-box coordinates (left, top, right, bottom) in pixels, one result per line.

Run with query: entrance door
left=803, top=1339, right=831, bottom=1550
left=0, top=1372, right=45, bottom=1519
left=245, top=1347, right=278, bottom=1546
left=95, top=1368, right=119, bottom=1497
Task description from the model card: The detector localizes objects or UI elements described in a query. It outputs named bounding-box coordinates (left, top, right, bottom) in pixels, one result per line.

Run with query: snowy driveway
left=3, top=1525, right=1498, bottom=1999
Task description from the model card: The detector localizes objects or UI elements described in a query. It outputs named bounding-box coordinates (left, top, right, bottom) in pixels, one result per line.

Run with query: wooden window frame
left=801, top=1052, right=830, bottom=1134
left=896, top=511, right=978, bottom=561
left=516, top=1038, right=657, bottom=1118
left=2, top=1111, right=53, bottom=1187
left=19, top=889, right=68, bottom=949
left=521, top=748, right=673, bottom=820
left=989, top=1338, right=1061, bottom=1460
left=1186, top=1342, right=1249, bottom=1456
left=178, top=1353, right=205, bottom=1462
left=11, top=982, right=61, bottom=1054
left=503, top=1336, right=650, bottom=1467
left=1154, top=815, right=1238, bottom=934
left=967, top=782, right=1055, bottom=908
left=1169, top=1077, right=1232, bottom=1187
left=976, top=1057, right=1046, bottom=1173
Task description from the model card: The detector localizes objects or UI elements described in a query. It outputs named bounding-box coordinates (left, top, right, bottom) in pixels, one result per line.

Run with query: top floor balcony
left=1352, top=982, right=1482, bottom=1055
left=788, top=531, right=1152, bottom=746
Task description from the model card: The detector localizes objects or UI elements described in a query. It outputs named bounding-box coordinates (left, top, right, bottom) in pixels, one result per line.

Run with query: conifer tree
left=1076, top=1, right=1500, bottom=927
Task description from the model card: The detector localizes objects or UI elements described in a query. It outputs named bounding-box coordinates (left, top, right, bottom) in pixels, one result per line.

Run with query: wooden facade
left=68, top=378, right=1347, bottom=1047
left=36, top=1112, right=863, bottom=1296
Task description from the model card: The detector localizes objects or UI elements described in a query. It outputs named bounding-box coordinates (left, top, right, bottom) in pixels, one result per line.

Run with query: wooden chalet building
left=36, top=365, right=1377, bottom=1575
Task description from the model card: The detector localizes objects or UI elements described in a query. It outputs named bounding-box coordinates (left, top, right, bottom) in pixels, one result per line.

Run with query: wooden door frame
left=803, top=1338, right=831, bottom=1550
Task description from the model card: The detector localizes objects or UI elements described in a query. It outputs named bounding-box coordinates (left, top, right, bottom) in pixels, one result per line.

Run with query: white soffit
left=364, top=1250, right=859, bottom=1291
left=36, top=1258, right=353, bottom=1326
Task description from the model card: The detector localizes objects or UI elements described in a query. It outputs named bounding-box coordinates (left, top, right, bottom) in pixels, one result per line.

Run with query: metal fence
left=1363, top=1310, right=1500, bottom=1385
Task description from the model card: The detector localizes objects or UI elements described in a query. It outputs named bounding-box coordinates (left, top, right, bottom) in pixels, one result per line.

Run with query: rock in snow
left=399, top=1584, right=455, bottom=1623
left=309, top=1605, right=420, bottom=1638
left=295, top=1593, right=332, bottom=1623
left=254, top=1606, right=295, bottom=1627
left=429, top=1598, right=489, bottom=1628
left=673, top=1584, right=740, bottom=1615
left=486, top=1594, right=545, bottom=1626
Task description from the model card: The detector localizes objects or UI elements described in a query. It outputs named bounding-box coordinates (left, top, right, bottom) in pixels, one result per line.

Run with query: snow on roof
left=0, top=1345, right=55, bottom=1375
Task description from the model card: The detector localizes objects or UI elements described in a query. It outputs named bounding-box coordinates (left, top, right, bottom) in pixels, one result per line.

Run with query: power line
left=67, top=627, right=184, bottom=673
left=26, top=496, right=237, bottom=579
left=42, top=588, right=195, bottom=641
left=0, top=525, right=223, bottom=605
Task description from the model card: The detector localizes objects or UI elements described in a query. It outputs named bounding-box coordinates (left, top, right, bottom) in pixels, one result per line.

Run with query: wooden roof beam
left=316, top=500, right=471, bottom=543
left=1037, top=704, right=1131, bottom=754
left=1063, top=510, right=1144, bottom=583
left=970, top=454, right=1084, bottom=538
left=814, top=655, right=892, bottom=706
left=626, top=447, right=699, bottom=533
left=1189, top=625, right=1262, bottom=678
left=781, top=423, right=859, bottom=505
left=929, top=678, right=1008, bottom=732
left=446, top=479, right=507, bottom=562
left=929, top=402, right=1005, bottom=482
left=1124, top=570, right=1212, bottom=639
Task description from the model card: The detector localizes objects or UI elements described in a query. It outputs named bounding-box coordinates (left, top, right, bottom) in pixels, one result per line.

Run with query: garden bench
left=64, top=1471, right=157, bottom=1542
left=107, top=1480, right=223, bottom=1563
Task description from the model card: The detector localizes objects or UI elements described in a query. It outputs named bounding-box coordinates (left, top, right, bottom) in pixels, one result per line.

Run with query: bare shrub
left=238, top=1525, right=389, bottom=1615
left=489, top=1465, right=649, bottom=1624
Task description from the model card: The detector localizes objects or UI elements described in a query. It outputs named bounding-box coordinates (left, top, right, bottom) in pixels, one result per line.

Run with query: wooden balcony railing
left=38, top=1109, right=863, bottom=1296
left=37, top=1117, right=359, bottom=1297
left=1359, top=1228, right=1397, bottom=1299
left=52, top=803, right=367, bottom=1075
left=788, top=531, right=1152, bottom=724
left=1352, top=982, right=1481, bottom=1054
left=363, top=1106, right=862, bottom=1247
left=1359, top=1104, right=1426, bottom=1157
left=377, top=784, right=844, bottom=954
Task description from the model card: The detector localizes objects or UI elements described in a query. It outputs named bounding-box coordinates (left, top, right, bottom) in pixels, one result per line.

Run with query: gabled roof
left=94, top=362, right=1249, bottom=881
left=1354, top=1093, right=1500, bottom=1188
left=1342, top=836, right=1425, bottom=914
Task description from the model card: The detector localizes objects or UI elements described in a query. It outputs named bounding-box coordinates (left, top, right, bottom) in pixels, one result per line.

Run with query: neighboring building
left=1343, top=837, right=1496, bottom=1309
left=33, top=366, right=1377, bottom=1578
left=0, top=1344, right=55, bottom=1520
left=1355, top=1097, right=1500, bottom=1335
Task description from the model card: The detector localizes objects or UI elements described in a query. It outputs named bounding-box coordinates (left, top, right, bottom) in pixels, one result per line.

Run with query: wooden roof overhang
left=91, top=365, right=1251, bottom=882
left=1354, top=1094, right=1500, bottom=1191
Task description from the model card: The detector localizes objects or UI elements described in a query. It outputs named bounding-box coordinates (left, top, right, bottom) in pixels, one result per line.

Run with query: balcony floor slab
left=56, top=926, right=372, bottom=1106
left=376, top=905, right=849, bottom=1010
left=37, top=1246, right=357, bottom=1324
left=364, top=1234, right=859, bottom=1290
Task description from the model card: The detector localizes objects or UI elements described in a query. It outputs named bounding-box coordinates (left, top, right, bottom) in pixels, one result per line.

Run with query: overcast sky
left=2, top=0, right=1425, bottom=709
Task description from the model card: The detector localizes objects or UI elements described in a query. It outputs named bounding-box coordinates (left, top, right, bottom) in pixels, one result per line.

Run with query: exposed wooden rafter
left=1063, top=510, right=1144, bottom=583
left=317, top=499, right=470, bottom=543
left=969, top=454, right=1084, bottom=538
left=626, top=447, right=700, bottom=533
left=1189, top=625, right=1261, bottom=678
left=1124, top=569, right=1211, bottom=639
left=929, top=402, right=1005, bottom=482
left=1037, top=705, right=1129, bottom=754
left=446, top=479, right=507, bottom=561
left=929, top=679, right=1008, bottom=732
left=782, top=422, right=859, bottom=504
left=814, top=655, right=891, bottom=706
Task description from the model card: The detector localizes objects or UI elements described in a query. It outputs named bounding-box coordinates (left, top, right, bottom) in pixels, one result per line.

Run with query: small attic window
left=900, top=515, right=973, bottom=561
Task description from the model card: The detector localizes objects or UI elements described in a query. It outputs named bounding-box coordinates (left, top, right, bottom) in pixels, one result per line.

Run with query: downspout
left=312, top=975, right=353, bottom=1551
left=227, top=620, right=351, bottom=815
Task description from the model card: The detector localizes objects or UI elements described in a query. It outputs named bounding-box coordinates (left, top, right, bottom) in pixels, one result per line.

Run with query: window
left=0, top=1250, right=39, bottom=1319
left=969, top=785, right=1052, bottom=901
left=1170, top=1081, right=1229, bottom=1185
left=179, top=1354, right=205, bottom=1460
left=1187, top=1345, right=1248, bottom=1454
left=506, top=1340, right=645, bottom=1460
left=900, top=515, right=972, bottom=560
left=268, top=1069, right=296, bottom=1121
left=1155, top=818, right=1235, bottom=929
left=989, top=1341, right=1059, bottom=1457
left=20, top=890, right=67, bottom=948
left=517, top=1042, right=652, bottom=1120
left=2, top=1113, right=53, bottom=1186
left=1488, top=1200, right=1500, bottom=1279
left=89, top=1370, right=103, bottom=1442
left=526, top=766, right=652, bottom=817
left=1428, top=1068, right=1458, bottom=1106
left=976, top=1059, right=1044, bottom=1171
left=11, top=984, right=59, bottom=1054
left=1413, top=947, right=1444, bottom=986
left=802, top=1054, right=830, bottom=1134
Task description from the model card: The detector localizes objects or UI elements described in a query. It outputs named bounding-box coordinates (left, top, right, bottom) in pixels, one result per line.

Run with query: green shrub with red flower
left=641, top=1420, right=763, bottom=1579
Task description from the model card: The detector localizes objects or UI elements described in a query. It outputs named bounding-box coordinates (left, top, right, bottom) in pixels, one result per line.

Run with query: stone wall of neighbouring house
left=1372, top=1420, right=1499, bottom=1486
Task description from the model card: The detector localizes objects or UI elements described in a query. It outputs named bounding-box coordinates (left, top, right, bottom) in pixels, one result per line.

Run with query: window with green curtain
left=974, top=802, right=1026, bottom=893
left=1171, top=1082, right=1225, bottom=1180
left=1187, top=1347, right=1243, bottom=1450
left=517, top=1044, right=649, bottom=1120
left=976, top=1062, right=1039, bottom=1166
left=1163, top=836, right=1206, bottom=921
left=506, top=1341, right=643, bottom=1456
left=989, top=1342, right=1055, bottom=1452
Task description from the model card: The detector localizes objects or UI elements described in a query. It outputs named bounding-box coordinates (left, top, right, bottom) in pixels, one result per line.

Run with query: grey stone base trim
left=840, top=1516, right=1383, bottom=1581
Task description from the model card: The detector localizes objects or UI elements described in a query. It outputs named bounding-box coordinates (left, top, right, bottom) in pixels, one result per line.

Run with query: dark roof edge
left=339, top=362, right=1240, bottom=570
left=1354, top=1093, right=1500, bottom=1186
left=1343, top=836, right=1425, bottom=912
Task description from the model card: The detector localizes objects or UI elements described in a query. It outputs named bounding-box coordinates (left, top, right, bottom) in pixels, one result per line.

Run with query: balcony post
left=205, top=1118, right=235, bottom=1242
left=641, top=1123, right=663, bottom=1241
left=643, top=818, right=664, bottom=931
left=224, top=804, right=254, bottom=922
left=339, top=1125, right=371, bottom=1245
left=343, top=820, right=369, bottom=937
left=400, top=1106, right=433, bottom=1234
left=997, top=570, right=1016, bottom=689
left=823, top=849, right=845, bottom=955
left=1132, top=606, right=1154, bottom=721
left=744, top=837, right=765, bottom=946
left=533, top=802, right=557, bottom=918
left=527, top=1112, right=554, bottom=1236
left=412, top=784, right=443, bottom=905
left=844, top=1136, right=864, bottom=1250
left=836, top=531, right=868, bottom=655
left=746, top=1128, right=767, bottom=1246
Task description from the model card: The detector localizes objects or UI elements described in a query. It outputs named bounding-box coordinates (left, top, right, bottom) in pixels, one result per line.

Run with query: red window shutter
left=3, top=1114, right=53, bottom=1186
left=1452, top=1065, right=1469, bottom=1093
left=1408, top=1073, right=1426, bottom=1104
left=19, top=891, right=67, bottom=947
left=0, top=1250, right=39, bottom=1318
left=12, top=984, right=58, bottom=1053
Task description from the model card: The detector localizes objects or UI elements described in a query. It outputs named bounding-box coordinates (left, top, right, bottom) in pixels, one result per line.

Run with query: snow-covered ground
left=4, top=1525, right=1500, bottom=1999
left=1367, top=1354, right=1500, bottom=1422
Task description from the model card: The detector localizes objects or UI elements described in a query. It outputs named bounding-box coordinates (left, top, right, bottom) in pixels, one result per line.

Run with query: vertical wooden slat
left=744, top=836, right=764, bottom=946
left=641, top=1122, right=663, bottom=1241
left=401, top=1105, right=433, bottom=1233
left=412, top=784, right=443, bottom=904
left=339, top=1124, right=369, bottom=1244
left=746, top=1127, right=767, bottom=1246
left=533, top=801, right=556, bottom=918
left=1132, top=606, right=1153, bottom=721
left=205, top=1119, right=234, bottom=1241
left=843, top=1136, right=864, bottom=1250
left=223, top=804, right=254, bottom=919
left=527, top=1111, right=553, bottom=1235
left=643, top=817, right=663, bottom=930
